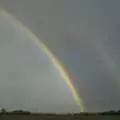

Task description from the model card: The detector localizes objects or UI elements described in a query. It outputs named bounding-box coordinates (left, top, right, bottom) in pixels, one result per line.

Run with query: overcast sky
left=0, top=0, right=120, bottom=113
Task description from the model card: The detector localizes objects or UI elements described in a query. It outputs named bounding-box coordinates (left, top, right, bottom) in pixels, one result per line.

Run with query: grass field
left=0, top=115, right=120, bottom=120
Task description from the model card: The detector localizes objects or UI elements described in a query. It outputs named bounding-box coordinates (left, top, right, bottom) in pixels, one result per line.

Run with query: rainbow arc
left=0, top=10, right=84, bottom=112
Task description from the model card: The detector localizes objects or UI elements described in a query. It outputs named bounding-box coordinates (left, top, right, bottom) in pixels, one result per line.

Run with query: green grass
left=0, top=115, right=120, bottom=120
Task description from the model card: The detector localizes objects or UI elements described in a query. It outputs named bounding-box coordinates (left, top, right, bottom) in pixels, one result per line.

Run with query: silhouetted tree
left=118, top=110, right=120, bottom=113
left=1, top=108, right=6, bottom=115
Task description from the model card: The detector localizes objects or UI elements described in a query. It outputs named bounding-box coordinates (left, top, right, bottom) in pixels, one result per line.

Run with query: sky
left=0, top=0, right=120, bottom=112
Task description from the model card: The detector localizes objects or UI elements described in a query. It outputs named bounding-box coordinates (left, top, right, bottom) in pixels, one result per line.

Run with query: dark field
left=0, top=115, right=120, bottom=120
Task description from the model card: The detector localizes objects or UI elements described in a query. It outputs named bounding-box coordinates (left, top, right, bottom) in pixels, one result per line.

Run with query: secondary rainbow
left=93, top=42, right=120, bottom=88
left=0, top=10, right=84, bottom=112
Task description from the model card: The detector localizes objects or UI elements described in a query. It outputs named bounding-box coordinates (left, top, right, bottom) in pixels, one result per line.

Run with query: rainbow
left=94, top=42, right=120, bottom=87
left=0, top=10, right=84, bottom=112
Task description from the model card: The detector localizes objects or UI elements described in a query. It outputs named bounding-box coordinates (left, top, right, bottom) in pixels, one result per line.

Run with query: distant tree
left=12, top=110, right=30, bottom=115
left=1, top=108, right=6, bottom=115
left=118, top=110, right=120, bottom=113
left=109, top=110, right=115, bottom=113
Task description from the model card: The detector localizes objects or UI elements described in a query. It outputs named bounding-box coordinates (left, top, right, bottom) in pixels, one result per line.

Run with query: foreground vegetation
left=0, top=115, right=120, bottom=120
left=1, top=109, right=120, bottom=120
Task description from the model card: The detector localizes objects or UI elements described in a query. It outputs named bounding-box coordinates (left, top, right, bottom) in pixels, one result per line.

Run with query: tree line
left=1, top=108, right=120, bottom=116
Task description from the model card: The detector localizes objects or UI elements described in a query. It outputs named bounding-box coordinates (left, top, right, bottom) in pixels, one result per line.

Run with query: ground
left=0, top=115, right=120, bottom=120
